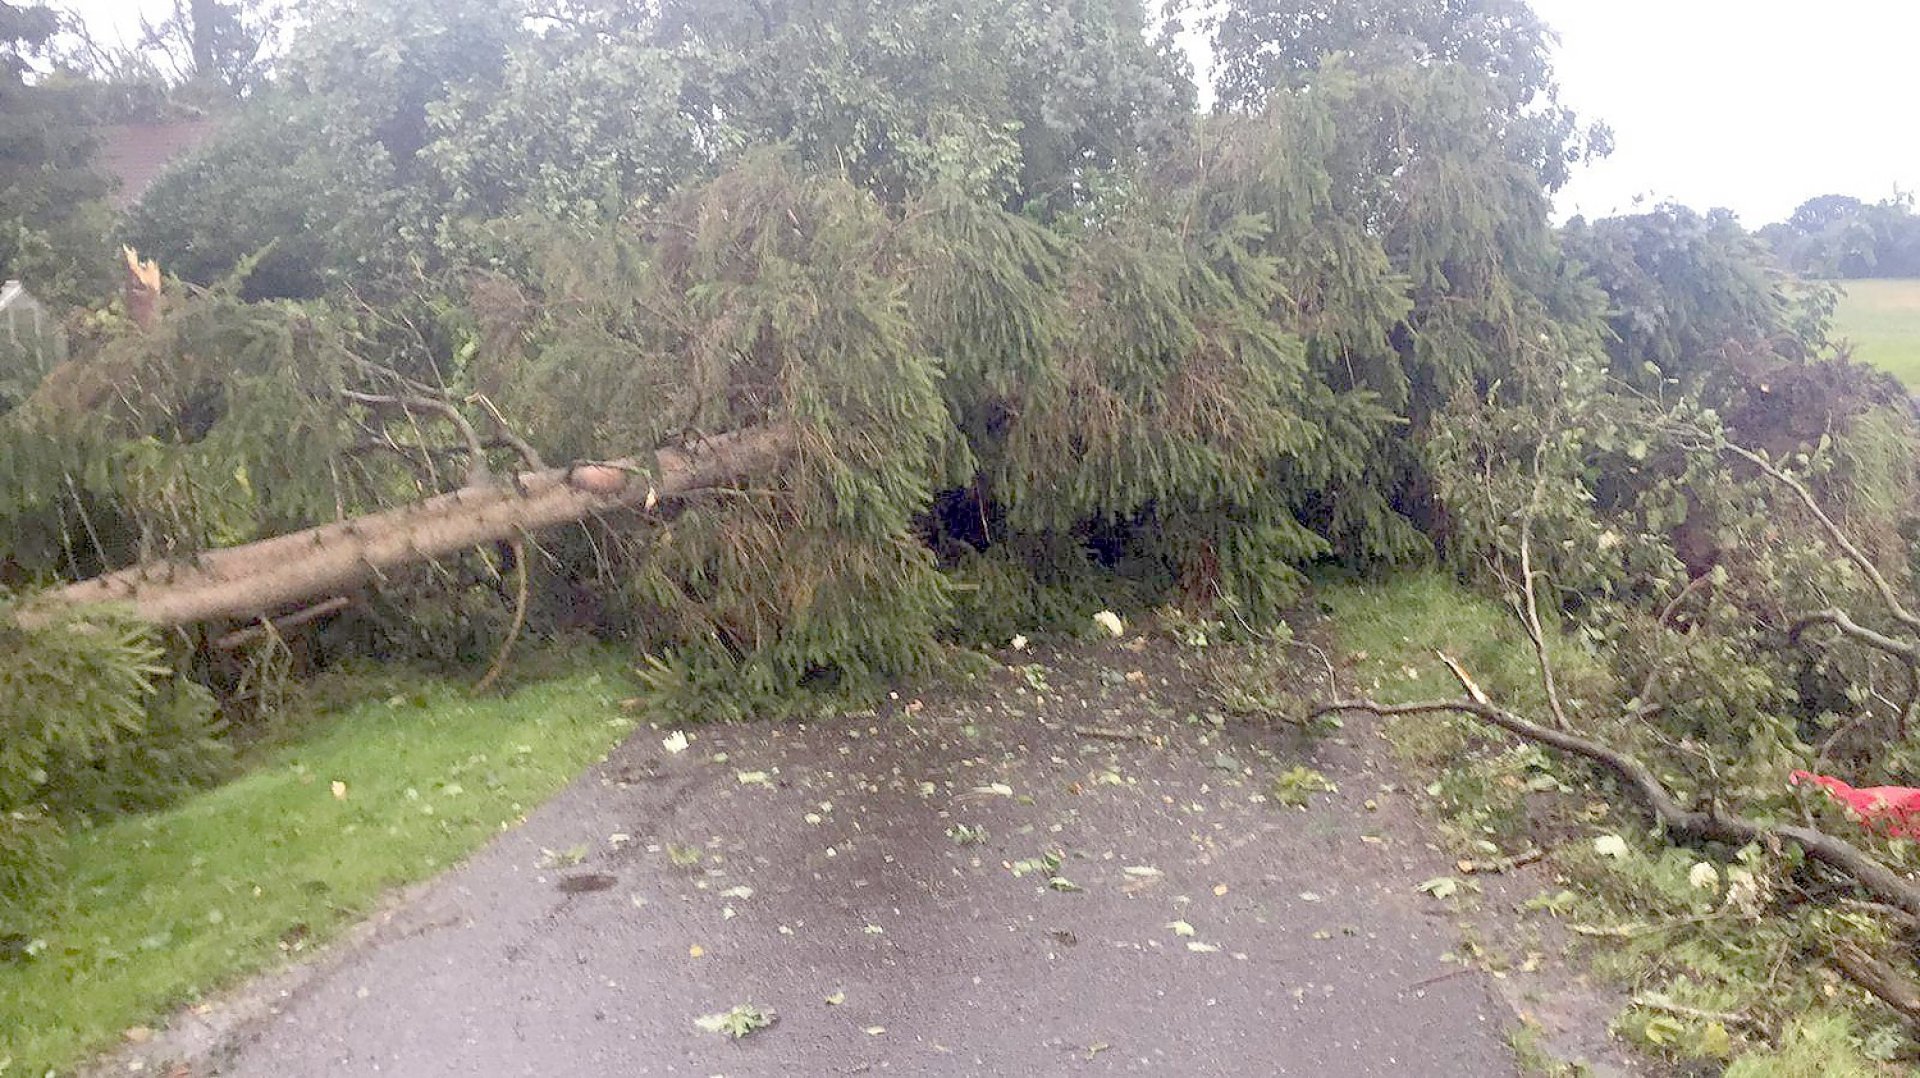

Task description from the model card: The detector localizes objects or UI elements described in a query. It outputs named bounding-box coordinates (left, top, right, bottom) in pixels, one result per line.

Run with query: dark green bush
left=0, top=609, right=230, bottom=934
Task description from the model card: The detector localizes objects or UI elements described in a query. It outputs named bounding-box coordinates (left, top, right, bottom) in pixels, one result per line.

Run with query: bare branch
left=1792, top=607, right=1920, bottom=757
left=1791, top=608, right=1919, bottom=662
left=1629, top=994, right=1765, bottom=1036
left=466, top=392, right=547, bottom=471
left=474, top=537, right=529, bottom=695
left=1658, top=572, right=1715, bottom=629
left=1313, top=669, right=1920, bottom=921
left=341, top=389, right=489, bottom=481
left=1514, top=442, right=1571, bottom=730
left=213, top=597, right=353, bottom=651
left=1830, top=941, right=1920, bottom=1026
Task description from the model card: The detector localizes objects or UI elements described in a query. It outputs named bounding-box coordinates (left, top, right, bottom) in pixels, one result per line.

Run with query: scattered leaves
left=694, top=1003, right=774, bottom=1039
left=1009, top=851, right=1064, bottom=878
left=1269, top=766, right=1335, bottom=808
left=946, top=823, right=988, bottom=846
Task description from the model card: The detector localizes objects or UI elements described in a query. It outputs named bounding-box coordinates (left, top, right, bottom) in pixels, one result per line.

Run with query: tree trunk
left=189, top=0, right=220, bottom=77
left=21, top=425, right=790, bottom=628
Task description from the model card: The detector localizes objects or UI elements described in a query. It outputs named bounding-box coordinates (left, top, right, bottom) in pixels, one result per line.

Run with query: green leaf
left=694, top=1003, right=775, bottom=1039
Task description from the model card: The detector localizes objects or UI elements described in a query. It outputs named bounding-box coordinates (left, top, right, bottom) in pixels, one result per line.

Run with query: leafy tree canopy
left=1206, top=0, right=1607, bottom=192
left=1761, top=191, right=1920, bottom=280
left=0, top=2, right=114, bottom=303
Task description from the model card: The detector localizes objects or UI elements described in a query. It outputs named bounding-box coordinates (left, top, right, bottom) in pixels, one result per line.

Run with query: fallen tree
left=19, top=424, right=791, bottom=628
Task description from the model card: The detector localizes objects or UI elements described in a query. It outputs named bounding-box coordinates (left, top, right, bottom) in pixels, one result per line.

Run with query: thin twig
left=1411, top=966, right=1476, bottom=990
left=1514, top=441, right=1571, bottom=730
left=1629, top=994, right=1764, bottom=1035
left=1072, top=725, right=1156, bottom=744
left=475, top=537, right=530, bottom=695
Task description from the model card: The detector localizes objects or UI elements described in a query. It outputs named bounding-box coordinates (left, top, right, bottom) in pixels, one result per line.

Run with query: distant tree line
left=1761, top=192, right=1920, bottom=280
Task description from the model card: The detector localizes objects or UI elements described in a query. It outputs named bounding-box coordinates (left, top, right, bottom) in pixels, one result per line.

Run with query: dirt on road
left=114, top=634, right=1635, bottom=1076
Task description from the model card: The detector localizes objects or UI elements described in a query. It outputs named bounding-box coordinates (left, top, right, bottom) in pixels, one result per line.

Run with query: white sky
left=1533, top=0, right=1920, bottom=224
left=60, top=0, right=1920, bottom=227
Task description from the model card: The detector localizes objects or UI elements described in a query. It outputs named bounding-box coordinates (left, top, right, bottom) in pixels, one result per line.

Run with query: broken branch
left=212, top=596, right=353, bottom=651
left=1312, top=674, right=1920, bottom=921
left=1830, top=941, right=1920, bottom=1026
left=473, top=536, right=530, bottom=695
left=1456, top=846, right=1546, bottom=875
left=342, top=389, right=491, bottom=480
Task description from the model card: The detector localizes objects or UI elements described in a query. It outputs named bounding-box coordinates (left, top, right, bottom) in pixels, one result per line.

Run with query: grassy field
left=0, top=659, right=636, bottom=1077
left=1833, top=278, right=1920, bottom=386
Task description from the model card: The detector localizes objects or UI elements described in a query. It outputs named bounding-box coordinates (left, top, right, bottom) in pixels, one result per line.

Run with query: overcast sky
left=1532, top=0, right=1920, bottom=224
left=60, top=0, right=1920, bottom=227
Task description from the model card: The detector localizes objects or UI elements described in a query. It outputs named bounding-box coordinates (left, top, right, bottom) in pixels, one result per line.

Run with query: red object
left=1789, top=770, right=1920, bottom=839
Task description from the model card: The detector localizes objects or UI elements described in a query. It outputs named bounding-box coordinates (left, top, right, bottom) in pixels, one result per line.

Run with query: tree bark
left=21, top=425, right=790, bottom=628
left=189, top=0, right=220, bottom=77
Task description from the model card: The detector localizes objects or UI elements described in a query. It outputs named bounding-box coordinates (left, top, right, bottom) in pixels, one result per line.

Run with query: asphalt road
left=201, top=644, right=1530, bottom=1077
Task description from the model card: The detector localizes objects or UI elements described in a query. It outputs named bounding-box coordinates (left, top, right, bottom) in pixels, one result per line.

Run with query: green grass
left=0, top=660, right=637, bottom=1076
left=1833, top=278, right=1920, bottom=387
left=1315, top=569, right=1568, bottom=711
left=1316, top=572, right=1904, bottom=1074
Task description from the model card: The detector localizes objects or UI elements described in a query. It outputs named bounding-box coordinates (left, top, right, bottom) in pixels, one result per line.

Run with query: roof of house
left=95, top=119, right=224, bottom=210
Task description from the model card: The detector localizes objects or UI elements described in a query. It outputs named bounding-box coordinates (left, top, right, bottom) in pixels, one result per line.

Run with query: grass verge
left=0, top=658, right=636, bottom=1076
left=1317, top=571, right=1907, bottom=1075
